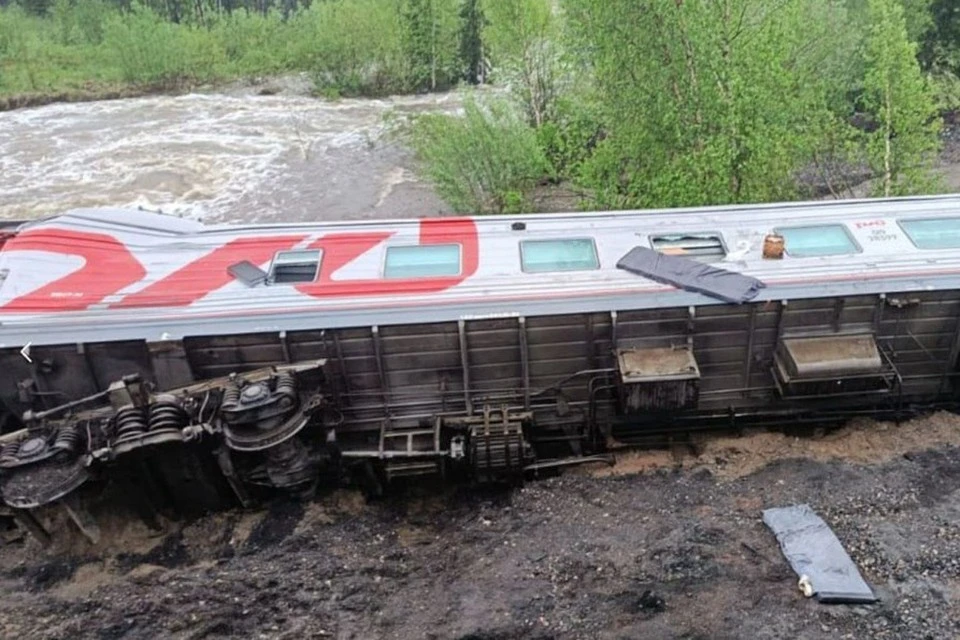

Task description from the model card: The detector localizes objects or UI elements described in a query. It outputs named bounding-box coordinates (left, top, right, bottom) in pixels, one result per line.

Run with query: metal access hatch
left=773, top=334, right=896, bottom=398
left=615, top=346, right=701, bottom=413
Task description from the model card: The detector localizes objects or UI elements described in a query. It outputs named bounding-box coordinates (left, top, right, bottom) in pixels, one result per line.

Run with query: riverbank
left=0, top=72, right=321, bottom=112
left=0, top=414, right=957, bottom=639
left=0, top=80, right=188, bottom=112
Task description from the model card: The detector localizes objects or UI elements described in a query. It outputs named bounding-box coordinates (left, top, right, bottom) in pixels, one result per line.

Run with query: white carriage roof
left=3, top=194, right=960, bottom=346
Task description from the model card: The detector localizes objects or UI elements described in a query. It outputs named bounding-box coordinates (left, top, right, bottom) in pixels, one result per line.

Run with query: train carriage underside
left=2, top=289, right=960, bottom=545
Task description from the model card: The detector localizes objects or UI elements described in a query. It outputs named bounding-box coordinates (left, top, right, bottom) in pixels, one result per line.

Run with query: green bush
left=929, top=67, right=960, bottom=112
left=102, top=3, right=226, bottom=84
left=211, top=9, right=289, bottom=75
left=73, top=0, right=110, bottom=44
left=404, top=95, right=551, bottom=214
left=535, top=94, right=602, bottom=179
left=0, top=7, right=59, bottom=91
left=289, top=0, right=406, bottom=97
left=48, top=0, right=108, bottom=45
left=51, top=0, right=74, bottom=45
left=0, top=5, right=36, bottom=57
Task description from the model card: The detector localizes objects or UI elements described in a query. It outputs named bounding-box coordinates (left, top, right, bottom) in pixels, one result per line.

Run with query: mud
left=0, top=415, right=957, bottom=640
left=596, top=410, right=960, bottom=480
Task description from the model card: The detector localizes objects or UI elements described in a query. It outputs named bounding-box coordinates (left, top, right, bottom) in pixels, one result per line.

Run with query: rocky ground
left=0, top=414, right=957, bottom=640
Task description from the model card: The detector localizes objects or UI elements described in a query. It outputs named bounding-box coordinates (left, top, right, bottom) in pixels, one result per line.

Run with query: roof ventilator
left=773, top=334, right=899, bottom=398
left=269, top=250, right=321, bottom=284
left=651, top=234, right=727, bottom=262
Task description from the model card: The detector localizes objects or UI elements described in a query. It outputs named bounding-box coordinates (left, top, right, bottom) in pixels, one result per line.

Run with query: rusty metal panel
left=616, top=308, right=691, bottom=344
left=28, top=344, right=101, bottom=399
left=187, top=344, right=285, bottom=369
left=466, top=345, right=523, bottom=366
left=84, top=340, right=155, bottom=389
left=339, top=356, right=379, bottom=375
left=695, top=346, right=749, bottom=367
left=183, top=332, right=286, bottom=378
left=285, top=330, right=329, bottom=361
left=527, top=342, right=589, bottom=361
left=695, top=331, right=752, bottom=350
left=890, top=349, right=951, bottom=364
left=147, top=340, right=194, bottom=390
left=380, top=323, right=459, bottom=353
left=333, top=336, right=375, bottom=358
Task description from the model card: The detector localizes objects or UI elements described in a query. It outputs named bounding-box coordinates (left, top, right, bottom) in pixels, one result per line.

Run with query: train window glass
left=899, top=218, right=960, bottom=249
left=384, top=244, right=461, bottom=278
left=521, top=238, right=600, bottom=273
left=775, top=224, right=859, bottom=257
left=650, top=234, right=726, bottom=262
left=269, top=249, right=322, bottom=284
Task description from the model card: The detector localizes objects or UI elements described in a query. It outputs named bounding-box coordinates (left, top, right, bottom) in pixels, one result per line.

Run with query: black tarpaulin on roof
left=616, top=246, right=766, bottom=304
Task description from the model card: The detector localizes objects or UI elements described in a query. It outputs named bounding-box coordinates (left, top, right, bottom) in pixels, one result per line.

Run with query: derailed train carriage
left=2, top=195, right=960, bottom=543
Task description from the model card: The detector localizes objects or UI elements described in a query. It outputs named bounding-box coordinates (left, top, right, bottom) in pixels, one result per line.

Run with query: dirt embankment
left=0, top=74, right=315, bottom=113
left=0, top=413, right=957, bottom=640
left=0, top=85, right=177, bottom=112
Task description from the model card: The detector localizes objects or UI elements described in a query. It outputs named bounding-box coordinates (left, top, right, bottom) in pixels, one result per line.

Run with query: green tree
left=457, top=0, right=485, bottom=84
left=562, top=0, right=860, bottom=209
left=16, top=0, right=53, bottom=16
left=480, top=0, right=560, bottom=127
left=897, top=0, right=934, bottom=41
left=861, top=0, right=942, bottom=196
left=919, top=0, right=960, bottom=74
left=399, top=0, right=459, bottom=92
left=846, top=0, right=933, bottom=43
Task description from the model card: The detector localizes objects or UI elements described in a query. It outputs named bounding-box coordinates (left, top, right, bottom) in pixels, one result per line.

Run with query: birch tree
left=861, top=0, right=941, bottom=196
left=481, top=0, right=560, bottom=127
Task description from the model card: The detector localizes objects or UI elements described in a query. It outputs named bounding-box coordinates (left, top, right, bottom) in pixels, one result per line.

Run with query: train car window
left=899, top=218, right=960, bottom=249
left=650, top=234, right=726, bottom=262
left=384, top=244, right=461, bottom=278
left=520, top=238, right=600, bottom=273
left=775, top=224, right=860, bottom=257
left=268, top=249, right=322, bottom=284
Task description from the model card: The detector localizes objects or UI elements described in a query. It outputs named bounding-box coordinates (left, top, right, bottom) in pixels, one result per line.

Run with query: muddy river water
left=0, top=86, right=463, bottom=223
left=3, top=84, right=960, bottom=223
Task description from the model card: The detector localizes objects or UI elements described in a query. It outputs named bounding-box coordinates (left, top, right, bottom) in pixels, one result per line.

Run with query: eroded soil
left=0, top=414, right=958, bottom=640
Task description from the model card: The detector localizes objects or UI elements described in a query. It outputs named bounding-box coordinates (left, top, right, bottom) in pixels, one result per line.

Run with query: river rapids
left=0, top=85, right=462, bottom=223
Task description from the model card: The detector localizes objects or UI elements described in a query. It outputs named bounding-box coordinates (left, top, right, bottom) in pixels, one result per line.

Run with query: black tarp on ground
left=763, top=504, right=877, bottom=604
left=616, top=247, right=766, bottom=304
